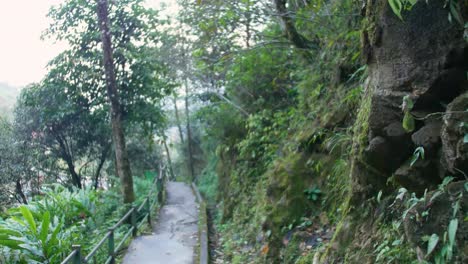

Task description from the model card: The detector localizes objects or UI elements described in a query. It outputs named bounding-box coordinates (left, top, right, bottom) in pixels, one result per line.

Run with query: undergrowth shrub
left=0, top=172, right=156, bottom=263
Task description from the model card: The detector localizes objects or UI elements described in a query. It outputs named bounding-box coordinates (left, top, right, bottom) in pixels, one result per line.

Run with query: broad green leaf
left=377, top=190, right=383, bottom=203
left=410, top=156, right=418, bottom=167
left=446, top=244, right=453, bottom=261
left=418, top=147, right=425, bottom=160
left=403, top=95, right=414, bottom=111
left=0, top=228, right=22, bottom=237
left=388, top=0, right=403, bottom=20
left=396, top=188, right=408, bottom=200
left=448, top=219, right=458, bottom=246
left=426, top=233, right=439, bottom=256
left=429, top=190, right=443, bottom=203
left=450, top=2, right=464, bottom=25
left=452, top=200, right=460, bottom=217
left=439, top=243, right=450, bottom=262
left=19, top=243, right=44, bottom=258
left=0, top=239, right=22, bottom=249
left=403, top=112, right=415, bottom=132
left=441, top=177, right=454, bottom=188
left=49, top=221, right=62, bottom=246
left=5, top=236, right=31, bottom=244
left=11, top=216, right=25, bottom=226
left=20, top=206, right=37, bottom=235
left=39, top=211, right=51, bottom=245
left=463, top=134, right=468, bottom=143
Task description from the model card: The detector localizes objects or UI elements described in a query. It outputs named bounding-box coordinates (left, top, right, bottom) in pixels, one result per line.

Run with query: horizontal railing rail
left=61, top=165, right=166, bottom=264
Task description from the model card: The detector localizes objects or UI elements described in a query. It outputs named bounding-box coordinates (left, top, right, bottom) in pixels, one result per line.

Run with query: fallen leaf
left=260, top=244, right=269, bottom=255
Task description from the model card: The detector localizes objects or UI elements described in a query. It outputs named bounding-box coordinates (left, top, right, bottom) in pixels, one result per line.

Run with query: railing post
left=131, top=206, right=137, bottom=237
left=146, top=197, right=151, bottom=226
left=72, top=245, right=81, bottom=264
left=157, top=178, right=163, bottom=203
left=108, top=228, right=115, bottom=264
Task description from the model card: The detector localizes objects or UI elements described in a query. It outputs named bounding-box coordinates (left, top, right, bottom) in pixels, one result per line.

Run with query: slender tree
left=162, top=137, right=175, bottom=180
left=97, top=0, right=135, bottom=203
left=93, top=142, right=111, bottom=189
left=172, top=94, right=185, bottom=144
left=183, top=46, right=196, bottom=181
left=185, top=80, right=195, bottom=181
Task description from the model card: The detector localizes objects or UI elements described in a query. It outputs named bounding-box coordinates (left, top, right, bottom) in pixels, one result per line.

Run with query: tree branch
left=273, top=0, right=319, bottom=52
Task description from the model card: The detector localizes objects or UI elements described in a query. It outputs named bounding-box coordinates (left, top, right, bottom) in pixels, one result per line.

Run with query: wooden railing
left=60, top=166, right=166, bottom=264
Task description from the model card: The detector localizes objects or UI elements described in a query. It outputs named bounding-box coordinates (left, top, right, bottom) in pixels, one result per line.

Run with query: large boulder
left=394, top=160, right=440, bottom=195
left=355, top=0, right=467, bottom=194
left=411, top=122, right=442, bottom=154
left=441, top=92, right=468, bottom=178
left=403, top=181, right=468, bottom=262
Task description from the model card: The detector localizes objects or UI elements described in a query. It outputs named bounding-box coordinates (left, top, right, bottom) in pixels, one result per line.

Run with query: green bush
left=0, top=174, right=156, bottom=263
left=0, top=206, right=72, bottom=263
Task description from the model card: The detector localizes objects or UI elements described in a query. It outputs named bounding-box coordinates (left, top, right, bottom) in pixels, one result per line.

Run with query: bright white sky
left=0, top=0, right=177, bottom=87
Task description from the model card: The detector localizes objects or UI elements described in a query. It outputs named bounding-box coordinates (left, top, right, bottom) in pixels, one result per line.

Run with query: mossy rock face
left=394, top=159, right=440, bottom=195
left=281, top=235, right=303, bottom=264
left=329, top=1, right=467, bottom=261
left=321, top=105, right=350, bottom=129
left=265, top=153, right=311, bottom=228
left=441, top=91, right=468, bottom=179
left=404, top=181, right=468, bottom=263
left=260, top=153, right=315, bottom=262
left=216, top=145, right=241, bottom=222
left=353, top=0, right=467, bottom=197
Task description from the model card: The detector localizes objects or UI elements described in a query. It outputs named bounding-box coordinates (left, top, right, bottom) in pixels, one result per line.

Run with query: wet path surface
left=122, top=182, right=198, bottom=264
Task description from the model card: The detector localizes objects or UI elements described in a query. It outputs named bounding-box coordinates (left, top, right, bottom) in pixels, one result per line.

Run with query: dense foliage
left=0, top=175, right=156, bottom=263
left=0, top=0, right=170, bottom=262
left=1, top=0, right=467, bottom=263
left=0, top=0, right=170, bottom=198
left=170, top=0, right=468, bottom=263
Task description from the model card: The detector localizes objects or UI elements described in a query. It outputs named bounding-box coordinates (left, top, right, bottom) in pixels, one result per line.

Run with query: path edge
left=191, top=182, right=209, bottom=264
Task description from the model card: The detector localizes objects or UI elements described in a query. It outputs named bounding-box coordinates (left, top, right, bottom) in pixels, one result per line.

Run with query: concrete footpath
left=122, top=182, right=199, bottom=264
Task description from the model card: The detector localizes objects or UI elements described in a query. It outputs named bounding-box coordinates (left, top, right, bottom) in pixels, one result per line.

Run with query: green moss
left=282, top=236, right=302, bottom=264
left=265, top=153, right=311, bottom=227
left=205, top=2, right=366, bottom=262
left=318, top=82, right=376, bottom=261
left=197, top=153, right=219, bottom=203
left=363, top=0, right=388, bottom=46
left=351, top=86, right=372, bottom=157
left=296, top=254, right=316, bottom=264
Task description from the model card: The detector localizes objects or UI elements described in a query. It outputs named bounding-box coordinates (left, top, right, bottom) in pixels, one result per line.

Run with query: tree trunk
left=93, top=142, right=111, bottom=189
left=172, top=95, right=185, bottom=144
left=181, top=43, right=196, bottom=181
left=184, top=77, right=195, bottom=181
left=55, top=134, right=82, bottom=188
left=162, top=138, right=175, bottom=180
left=97, top=0, right=135, bottom=203
left=65, top=157, right=82, bottom=188
left=245, top=1, right=252, bottom=48
left=15, top=179, right=28, bottom=204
